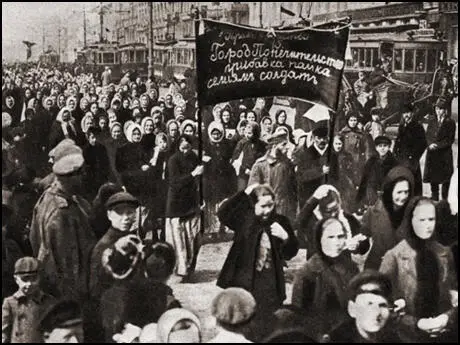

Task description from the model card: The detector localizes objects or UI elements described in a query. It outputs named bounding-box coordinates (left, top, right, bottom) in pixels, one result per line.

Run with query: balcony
left=439, top=2, right=458, bottom=13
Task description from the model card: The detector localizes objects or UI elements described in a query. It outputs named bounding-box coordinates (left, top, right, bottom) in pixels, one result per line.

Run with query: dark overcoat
left=216, top=191, right=298, bottom=303
left=423, top=115, right=456, bottom=184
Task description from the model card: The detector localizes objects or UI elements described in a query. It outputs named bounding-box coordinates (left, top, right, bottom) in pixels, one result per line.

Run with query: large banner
left=196, top=20, right=350, bottom=111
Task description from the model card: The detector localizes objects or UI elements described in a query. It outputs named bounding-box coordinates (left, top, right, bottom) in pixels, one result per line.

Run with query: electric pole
left=83, top=6, right=87, bottom=47
left=58, top=27, right=61, bottom=62
left=42, top=26, right=45, bottom=52
left=259, top=2, right=263, bottom=28
left=148, top=2, right=154, bottom=79
left=100, top=2, right=104, bottom=43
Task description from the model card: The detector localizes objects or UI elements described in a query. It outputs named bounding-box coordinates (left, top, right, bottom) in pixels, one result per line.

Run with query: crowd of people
left=1, top=57, right=458, bottom=343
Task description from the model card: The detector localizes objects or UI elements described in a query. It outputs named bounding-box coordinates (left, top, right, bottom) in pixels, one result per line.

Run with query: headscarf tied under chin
left=207, top=121, right=224, bottom=144
left=125, top=123, right=143, bottom=143
left=156, top=308, right=201, bottom=343
left=399, top=196, right=440, bottom=318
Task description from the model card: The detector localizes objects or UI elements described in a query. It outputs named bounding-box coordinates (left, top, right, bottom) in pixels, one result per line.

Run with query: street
left=169, top=96, right=458, bottom=342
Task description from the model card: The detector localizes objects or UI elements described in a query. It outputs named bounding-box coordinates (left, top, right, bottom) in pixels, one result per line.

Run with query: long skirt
left=165, top=214, right=202, bottom=276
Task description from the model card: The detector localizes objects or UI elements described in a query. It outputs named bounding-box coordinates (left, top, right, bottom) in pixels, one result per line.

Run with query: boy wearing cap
left=89, top=192, right=140, bottom=301
left=424, top=97, right=456, bottom=201
left=325, top=270, right=402, bottom=343
left=39, top=300, right=84, bottom=343
left=2, top=257, right=56, bottom=343
left=393, top=102, right=427, bottom=196
left=357, top=135, right=397, bottom=207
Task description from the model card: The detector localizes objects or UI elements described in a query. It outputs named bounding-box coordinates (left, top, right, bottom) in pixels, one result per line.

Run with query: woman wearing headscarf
left=180, top=119, right=198, bottom=152
left=166, top=119, right=180, bottom=156
left=292, top=217, right=360, bottom=338
left=140, top=116, right=156, bottom=153
left=146, top=132, right=171, bottom=241
left=151, top=106, right=166, bottom=135
left=163, top=94, right=175, bottom=123
left=106, top=122, right=128, bottom=186
left=80, top=112, right=96, bottom=135
left=296, top=184, right=370, bottom=265
left=139, top=94, right=151, bottom=119
left=74, top=97, right=91, bottom=128
left=361, top=166, right=414, bottom=269
left=156, top=308, right=201, bottom=343
left=82, top=126, right=111, bottom=200
left=203, top=121, right=237, bottom=237
left=96, top=113, right=111, bottom=144
left=260, top=116, right=273, bottom=143
left=118, top=97, right=132, bottom=125
left=48, top=106, right=80, bottom=149
left=380, top=197, right=458, bottom=342
left=115, top=123, right=150, bottom=199
left=273, top=109, right=294, bottom=143
left=231, top=121, right=267, bottom=191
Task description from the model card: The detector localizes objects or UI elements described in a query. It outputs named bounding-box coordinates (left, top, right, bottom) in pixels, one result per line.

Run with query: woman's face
left=111, top=126, right=122, bottom=139
left=90, top=103, right=98, bottom=114
left=141, top=96, right=149, bottom=107
left=221, top=111, right=231, bottom=124
left=184, top=125, right=195, bottom=137
left=144, top=120, right=154, bottom=134
left=392, top=180, right=410, bottom=209
left=175, top=107, right=184, bottom=117
left=166, top=95, right=173, bottom=105
left=333, top=137, right=343, bottom=152
left=108, top=112, right=117, bottom=123
left=157, top=138, right=168, bottom=152
left=169, top=123, right=179, bottom=138
left=320, top=220, right=346, bottom=258
left=277, top=112, right=287, bottom=124
left=81, top=99, right=89, bottom=110
left=412, top=203, right=436, bottom=240
left=6, top=96, right=14, bottom=108
left=247, top=112, right=257, bottom=122
left=36, top=91, right=43, bottom=100
left=61, top=111, right=71, bottom=122
left=132, top=99, right=140, bottom=109
left=85, top=117, right=94, bottom=128
left=87, top=132, right=97, bottom=146
left=244, top=125, right=254, bottom=139
left=254, top=194, right=275, bottom=220
left=178, top=137, right=192, bottom=153
left=262, top=118, right=272, bottom=132
left=348, top=116, right=358, bottom=128
left=101, top=98, right=109, bottom=109
left=25, top=89, right=32, bottom=99
left=123, top=99, right=130, bottom=109
left=99, top=117, right=108, bottom=129
left=211, top=129, right=222, bottom=141
left=131, top=128, right=142, bottom=143
left=45, top=99, right=53, bottom=110
left=67, top=99, right=76, bottom=111
left=58, top=96, right=66, bottom=107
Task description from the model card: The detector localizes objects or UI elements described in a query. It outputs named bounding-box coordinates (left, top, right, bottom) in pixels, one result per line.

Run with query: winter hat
left=105, top=191, right=139, bottom=210
left=266, top=130, right=288, bottom=146
left=52, top=142, right=84, bottom=175
left=48, top=139, right=76, bottom=159
left=211, top=288, right=256, bottom=325
left=102, top=234, right=144, bottom=280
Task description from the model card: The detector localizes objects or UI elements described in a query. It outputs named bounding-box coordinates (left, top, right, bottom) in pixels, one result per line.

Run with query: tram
left=38, top=49, right=60, bottom=66
left=345, top=30, right=448, bottom=84
left=77, top=42, right=121, bottom=80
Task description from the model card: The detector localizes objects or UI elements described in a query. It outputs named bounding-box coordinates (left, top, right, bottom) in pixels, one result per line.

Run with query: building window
left=404, top=49, right=414, bottom=72
left=364, top=48, right=372, bottom=67
left=394, top=49, right=403, bottom=71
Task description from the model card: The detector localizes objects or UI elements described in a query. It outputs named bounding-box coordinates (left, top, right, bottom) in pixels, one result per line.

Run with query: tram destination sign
left=196, top=19, right=350, bottom=110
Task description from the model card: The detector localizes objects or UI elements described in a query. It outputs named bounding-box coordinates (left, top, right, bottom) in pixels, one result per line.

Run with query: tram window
left=427, top=49, right=437, bottom=71
left=364, top=48, right=372, bottom=67
left=393, top=49, right=403, bottom=71
left=404, top=49, right=414, bottom=72
left=351, top=48, right=359, bottom=68
left=416, top=50, right=426, bottom=72
left=102, top=53, right=114, bottom=64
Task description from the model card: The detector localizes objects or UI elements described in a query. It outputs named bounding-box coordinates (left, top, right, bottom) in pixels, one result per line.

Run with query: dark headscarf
left=398, top=196, right=440, bottom=318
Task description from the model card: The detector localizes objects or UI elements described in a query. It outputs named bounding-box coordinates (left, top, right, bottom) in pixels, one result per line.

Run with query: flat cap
left=105, top=192, right=139, bottom=210
left=348, top=269, right=392, bottom=301
left=435, top=97, right=448, bottom=109
left=14, top=257, right=39, bottom=275
left=374, top=135, right=391, bottom=146
left=39, top=300, right=83, bottom=333
left=266, top=130, right=288, bottom=145
left=52, top=143, right=84, bottom=175
left=48, top=139, right=76, bottom=159
left=211, top=288, right=256, bottom=325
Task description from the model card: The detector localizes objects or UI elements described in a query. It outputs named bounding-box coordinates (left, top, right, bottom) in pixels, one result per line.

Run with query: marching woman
left=165, top=134, right=203, bottom=280
left=380, top=197, right=458, bottom=342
